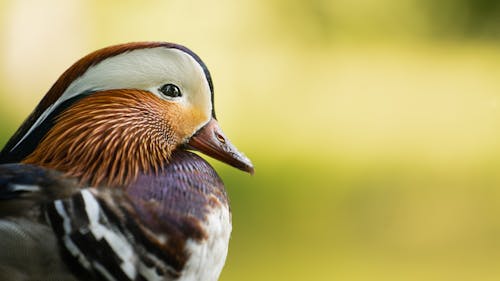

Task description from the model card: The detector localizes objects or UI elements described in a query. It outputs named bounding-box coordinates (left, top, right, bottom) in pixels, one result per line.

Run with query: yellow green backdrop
left=1, top=1, right=500, bottom=280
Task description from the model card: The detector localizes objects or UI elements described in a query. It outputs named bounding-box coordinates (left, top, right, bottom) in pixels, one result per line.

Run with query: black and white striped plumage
left=0, top=42, right=253, bottom=281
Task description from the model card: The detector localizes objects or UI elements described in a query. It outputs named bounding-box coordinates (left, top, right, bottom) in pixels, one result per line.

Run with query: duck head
left=0, top=42, right=253, bottom=186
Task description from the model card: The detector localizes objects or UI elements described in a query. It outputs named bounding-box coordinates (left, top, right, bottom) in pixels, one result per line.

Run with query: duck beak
left=187, top=118, right=254, bottom=174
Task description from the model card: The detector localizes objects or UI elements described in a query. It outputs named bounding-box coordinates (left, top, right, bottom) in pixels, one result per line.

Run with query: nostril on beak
left=215, top=132, right=226, bottom=144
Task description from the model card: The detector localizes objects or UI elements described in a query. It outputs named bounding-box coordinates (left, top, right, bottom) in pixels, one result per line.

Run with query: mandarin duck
left=0, top=42, right=253, bottom=281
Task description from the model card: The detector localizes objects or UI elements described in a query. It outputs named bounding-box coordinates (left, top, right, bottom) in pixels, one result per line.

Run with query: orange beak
left=187, top=118, right=254, bottom=174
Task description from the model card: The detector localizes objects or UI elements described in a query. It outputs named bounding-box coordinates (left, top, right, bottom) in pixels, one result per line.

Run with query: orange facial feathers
left=23, top=90, right=190, bottom=187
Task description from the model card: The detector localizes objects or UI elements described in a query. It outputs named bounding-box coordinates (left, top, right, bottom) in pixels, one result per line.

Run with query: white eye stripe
left=11, top=47, right=212, bottom=151
left=11, top=103, right=58, bottom=151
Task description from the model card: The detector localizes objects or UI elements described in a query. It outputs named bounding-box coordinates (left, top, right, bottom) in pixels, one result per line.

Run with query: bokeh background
left=1, top=1, right=500, bottom=280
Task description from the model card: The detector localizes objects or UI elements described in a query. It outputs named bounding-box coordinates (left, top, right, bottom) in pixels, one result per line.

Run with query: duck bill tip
left=187, top=118, right=254, bottom=175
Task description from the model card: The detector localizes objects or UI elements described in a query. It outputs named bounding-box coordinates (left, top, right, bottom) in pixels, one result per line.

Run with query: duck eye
left=159, top=84, right=182, bottom=98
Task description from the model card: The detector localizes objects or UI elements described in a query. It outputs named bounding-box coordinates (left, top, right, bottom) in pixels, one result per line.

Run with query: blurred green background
left=1, top=0, right=500, bottom=280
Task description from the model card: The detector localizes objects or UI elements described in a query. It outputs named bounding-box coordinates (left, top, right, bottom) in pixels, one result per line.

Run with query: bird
left=0, top=42, right=254, bottom=281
